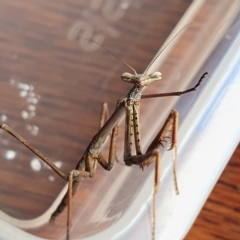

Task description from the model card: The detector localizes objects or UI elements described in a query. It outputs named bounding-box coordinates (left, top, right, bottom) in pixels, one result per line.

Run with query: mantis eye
left=121, top=72, right=133, bottom=82
left=149, top=71, right=162, bottom=79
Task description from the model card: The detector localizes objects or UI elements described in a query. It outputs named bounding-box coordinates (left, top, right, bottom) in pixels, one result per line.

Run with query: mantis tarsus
left=0, top=26, right=208, bottom=240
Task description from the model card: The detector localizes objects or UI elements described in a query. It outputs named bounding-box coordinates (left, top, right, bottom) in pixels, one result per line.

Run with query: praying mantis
left=0, top=27, right=207, bottom=240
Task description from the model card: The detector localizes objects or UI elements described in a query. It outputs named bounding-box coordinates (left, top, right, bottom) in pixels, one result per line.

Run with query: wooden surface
left=186, top=143, right=240, bottom=240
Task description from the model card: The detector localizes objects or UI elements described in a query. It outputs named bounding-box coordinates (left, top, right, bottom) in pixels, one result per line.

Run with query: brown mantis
left=0, top=70, right=207, bottom=240
left=0, top=26, right=207, bottom=240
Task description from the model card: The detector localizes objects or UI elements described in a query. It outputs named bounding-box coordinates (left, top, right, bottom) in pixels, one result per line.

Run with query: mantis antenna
left=92, top=23, right=192, bottom=77
left=144, top=23, right=192, bottom=74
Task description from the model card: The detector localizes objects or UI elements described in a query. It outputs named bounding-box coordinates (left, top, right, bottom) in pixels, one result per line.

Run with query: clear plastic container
left=0, top=0, right=240, bottom=240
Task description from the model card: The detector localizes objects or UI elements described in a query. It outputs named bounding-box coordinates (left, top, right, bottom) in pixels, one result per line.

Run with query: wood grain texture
left=186, top=143, right=240, bottom=240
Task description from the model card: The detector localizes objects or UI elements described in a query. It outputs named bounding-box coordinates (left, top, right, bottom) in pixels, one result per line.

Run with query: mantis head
left=121, top=71, right=162, bottom=87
